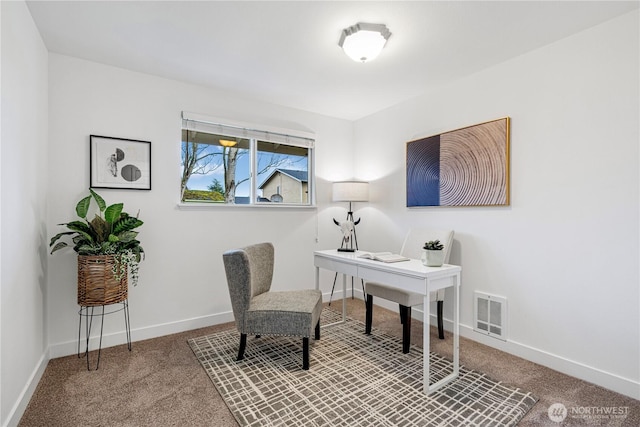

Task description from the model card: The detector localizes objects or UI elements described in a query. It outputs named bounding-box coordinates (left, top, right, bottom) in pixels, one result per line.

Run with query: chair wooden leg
left=399, top=304, right=406, bottom=324
left=401, top=305, right=411, bottom=354
left=315, top=320, right=320, bottom=340
left=237, top=333, right=247, bottom=361
left=437, top=300, right=444, bottom=339
left=303, top=337, right=310, bottom=370
left=365, top=294, right=373, bottom=335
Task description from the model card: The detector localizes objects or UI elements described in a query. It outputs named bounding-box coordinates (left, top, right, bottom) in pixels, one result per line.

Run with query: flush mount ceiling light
left=338, top=22, right=391, bottom=63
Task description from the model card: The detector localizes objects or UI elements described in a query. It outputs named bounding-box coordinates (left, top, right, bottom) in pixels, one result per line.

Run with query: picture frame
left=90, top=135, right=151, bottom=190
left=406, top=117, right=510, bottom=207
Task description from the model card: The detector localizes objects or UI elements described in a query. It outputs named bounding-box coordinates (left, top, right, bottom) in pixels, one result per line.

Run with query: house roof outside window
left=259, top=169, right=308, bottom=189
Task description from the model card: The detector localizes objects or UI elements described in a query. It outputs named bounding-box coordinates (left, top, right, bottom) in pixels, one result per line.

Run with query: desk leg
left=425, top=274, right=461, bottom=394
left=453, top=273, right=460, bottom=378
left=423, top=293, right=430, bottom=394
left=342, top=273, right=347, bottom=322
left=317, top=267, right=348, bottom=327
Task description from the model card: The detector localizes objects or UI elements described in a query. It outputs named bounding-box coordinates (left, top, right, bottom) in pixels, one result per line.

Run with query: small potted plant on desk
left=422, top=240, right=445, bottom=267
left=49, top=189, right=144, bottom=307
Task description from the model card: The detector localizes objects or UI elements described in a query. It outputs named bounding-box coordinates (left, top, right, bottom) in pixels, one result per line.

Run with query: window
left=181, top=112, right=314, bottom=206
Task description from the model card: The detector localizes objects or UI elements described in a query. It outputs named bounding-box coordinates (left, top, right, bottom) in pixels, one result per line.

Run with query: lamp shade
left=332, top=181, right=369, bottom=202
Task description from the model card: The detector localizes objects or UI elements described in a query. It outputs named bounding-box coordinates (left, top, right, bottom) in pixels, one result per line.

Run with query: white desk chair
left=365, top=229, right=454, bottom=353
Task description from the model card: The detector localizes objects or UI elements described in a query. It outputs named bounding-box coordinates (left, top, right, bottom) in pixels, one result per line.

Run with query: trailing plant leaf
left=112, top=250, right=139, bottom=286
left=108, top=234, right=120, bottom=243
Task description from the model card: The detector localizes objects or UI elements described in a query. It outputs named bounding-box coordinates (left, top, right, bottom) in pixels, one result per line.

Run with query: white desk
left=314, top=249, right=461, bottom=394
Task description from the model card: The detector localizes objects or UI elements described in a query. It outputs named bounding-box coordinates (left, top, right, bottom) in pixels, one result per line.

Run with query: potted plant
left=422, top=240, right=445, bottom=267
left=49, top=189, right=144, bottom=306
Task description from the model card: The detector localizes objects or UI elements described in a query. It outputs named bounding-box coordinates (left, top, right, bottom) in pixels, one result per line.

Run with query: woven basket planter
left=77, top=255, right=128, bottom=306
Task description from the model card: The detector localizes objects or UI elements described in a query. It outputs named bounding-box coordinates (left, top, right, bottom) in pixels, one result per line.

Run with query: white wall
left=46, top=54, right=355, bottom=356
left=353, top=11, right=639, bottom=398
left=3, top=5, right=637, bottom=424
left=0, top=1, right=49, bottom=425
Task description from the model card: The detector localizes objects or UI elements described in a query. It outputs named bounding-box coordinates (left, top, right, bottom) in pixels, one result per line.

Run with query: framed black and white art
left=90, top=135, right=151, bottom=190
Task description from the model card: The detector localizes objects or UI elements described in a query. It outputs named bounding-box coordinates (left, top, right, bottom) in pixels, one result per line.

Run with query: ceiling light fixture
left=219, top=139, right=237, bottom=147
left=338, top=22, right=391, bottom=63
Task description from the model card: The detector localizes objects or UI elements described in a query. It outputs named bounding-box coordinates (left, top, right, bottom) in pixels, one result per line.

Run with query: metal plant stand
left=78, top=300, right=131, bottom=370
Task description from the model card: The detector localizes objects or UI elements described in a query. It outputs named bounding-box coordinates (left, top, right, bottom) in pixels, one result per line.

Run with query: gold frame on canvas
left=405, top=116, right=511, bottom=207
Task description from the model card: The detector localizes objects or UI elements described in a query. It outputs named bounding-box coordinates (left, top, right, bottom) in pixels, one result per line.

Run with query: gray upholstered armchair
left=222, top=242, right=323, bottom=370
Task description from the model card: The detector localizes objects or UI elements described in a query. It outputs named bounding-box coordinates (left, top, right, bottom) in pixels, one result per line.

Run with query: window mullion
left=250, top=138, right=257, bottom=204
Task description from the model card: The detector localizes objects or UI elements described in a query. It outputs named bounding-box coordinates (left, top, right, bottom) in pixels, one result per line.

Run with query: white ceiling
left=26, top=1, right=639, bottom=121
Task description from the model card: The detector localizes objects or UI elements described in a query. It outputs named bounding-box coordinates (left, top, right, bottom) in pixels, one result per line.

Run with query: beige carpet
left=19, top=299, right=640, bottom=426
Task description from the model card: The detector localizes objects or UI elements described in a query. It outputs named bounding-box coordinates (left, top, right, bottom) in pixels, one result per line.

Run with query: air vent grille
left=474, top=292, right=507, bottom=341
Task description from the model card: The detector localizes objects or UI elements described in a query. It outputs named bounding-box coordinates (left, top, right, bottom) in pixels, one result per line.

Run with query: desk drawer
left=429, top=275, right=457, bottom=292
left=359, top=266, right=458, bottom=294
left=359, top=267, right=426, bottom=294
left=315, top=256, right=358, bottom=276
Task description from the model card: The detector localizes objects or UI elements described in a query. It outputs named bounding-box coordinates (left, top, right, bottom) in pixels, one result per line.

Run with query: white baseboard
left=346, top=289, right=639, bottom=400
left=3, top=353, right=48, bottom=427
left=411, top=307, right=640, bottom=400
left=458, top=322, right=640, bottom=400
left=48, top=310, right=235, bottom=359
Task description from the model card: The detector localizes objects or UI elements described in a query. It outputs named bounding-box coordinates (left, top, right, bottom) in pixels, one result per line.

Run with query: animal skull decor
left=333, top=217, right=361, bottom=249
left=338, top=220, right=354, bottom=243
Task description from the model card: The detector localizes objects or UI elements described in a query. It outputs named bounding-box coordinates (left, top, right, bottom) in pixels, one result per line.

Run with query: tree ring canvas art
left=90, top=135, right=151, bottom=190
left=406, top=117, right=510, bottom=207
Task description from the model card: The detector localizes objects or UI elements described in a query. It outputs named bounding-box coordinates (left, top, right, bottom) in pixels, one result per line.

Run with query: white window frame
left=179, top=111, right=316, bottom=208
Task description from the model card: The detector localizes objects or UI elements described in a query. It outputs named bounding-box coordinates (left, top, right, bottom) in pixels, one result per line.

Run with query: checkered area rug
left=188, top=310, right=537, bottom=426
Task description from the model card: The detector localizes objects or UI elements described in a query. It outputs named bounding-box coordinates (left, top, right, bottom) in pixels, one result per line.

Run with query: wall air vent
left=474, top=291, right=507, bottom=341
